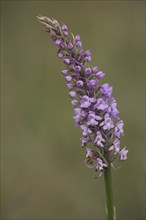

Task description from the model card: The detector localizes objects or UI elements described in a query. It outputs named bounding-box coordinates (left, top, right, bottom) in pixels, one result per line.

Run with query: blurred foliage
left=1, top=1, right=145, bottom=220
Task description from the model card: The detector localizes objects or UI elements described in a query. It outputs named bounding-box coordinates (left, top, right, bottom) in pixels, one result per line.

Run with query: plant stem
left=104, top=164, right=116, bottom=220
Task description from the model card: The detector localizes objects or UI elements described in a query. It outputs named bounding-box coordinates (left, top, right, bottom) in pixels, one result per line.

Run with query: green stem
left=104, top=164, right=116, bottom=220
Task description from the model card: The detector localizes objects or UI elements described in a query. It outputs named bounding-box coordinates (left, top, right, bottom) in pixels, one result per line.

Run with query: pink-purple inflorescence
left=38, top=16, right=128, bottom=176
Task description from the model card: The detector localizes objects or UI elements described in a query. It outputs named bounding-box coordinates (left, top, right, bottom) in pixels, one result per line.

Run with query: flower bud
left=61, top=70, right=68, bottom=76
left=65, top=76, right=72, bottom=82
left=95, top=71, right=105, bottom=79
left=92, top=66, right=99, bottom=73
left=76, top=80, right=84, bottom=88
left=64, top=59, right=71, bottom=66
left=74, top=66, right=81, bottom=72
left=69, top=91, right=76, bottom=98
left=67, top=42, right=73, bottom=49
left=85, top=68, right=92, bottom=75
left=75, top=35, right=80, bottom=41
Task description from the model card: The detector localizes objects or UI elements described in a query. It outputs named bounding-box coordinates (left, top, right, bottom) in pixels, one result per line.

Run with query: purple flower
left=67, top=83, right=74, bottom=90
left=73, top=108, right=87, bottom=124
left=79, top=49, right=84, bottom=57
left=85, top=49, right=91, bottom=56
left=100, top=83, right=113, bottom=98
left=62, top=23, right=67, bottom=31
left=87, top=80, right=98, bottom=89
left=67, top=42, right=73, bottom=49
left=100, top=113, right=114, bottom=130
left=80, top=96, right=96, bottom=108
left=86, top=148, right=93, bottom=158
left=84, top=50, right=91, bottom=62
left=76, top=80, right=84, bottom=88
left=96, top=71, right=105, bottom=79
left=65, top=76, right=72, bottom=82
left=76, top=41, right=82, bottom=48
left=64, top=58, right=71, bottom=66
left=74, top=65, right=81, bottom=72
left=38, top=16, right=128, bottom=175
left=89, top=97, right=96, bottom=103
left=61, top=70, right=68, bottom=76
left=69, top=91, right=76, bottom=98
left=80, top=95, right=91, bottom=108
left=109, top=139, right=120, bottom=154
left=71, top=100, right=79, bottom=107
left=75, top=35, right=80, bottom=41
left=92, top=66, right=99, bottom=73
left=55, top=39, right=62, bottom=45
left=62, top=24, right=68, bottom=36
left=63, top=31, right=68, bottom=37
left=81, top=137, right=90, bottom=146
left=57, top=52, right=64, bottom=59
left=85, top=68, right=92, bottom=75
left=87, top=111, right=102, bottom=126
left=119, top=148, right=128, bottom=161
left=93, top=98, right=108, bottom=111
left=94, top=131, right=105, bottom=148
left=85, top=56, right=91, bottom=62
left=114, top=120, right=124, bottom=138
left=108, top=101, right=120, bottom=120
left=81, top=125, right=92, bottom=136
left=95, top=158, right=107, bottom=171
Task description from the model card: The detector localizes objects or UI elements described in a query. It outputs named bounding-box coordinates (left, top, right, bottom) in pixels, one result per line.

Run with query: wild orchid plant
left=37, top=16, right=128, bottom=220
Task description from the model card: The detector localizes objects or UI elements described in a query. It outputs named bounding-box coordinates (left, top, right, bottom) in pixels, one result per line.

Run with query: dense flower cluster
left=38, top=16, right=128, bottom=175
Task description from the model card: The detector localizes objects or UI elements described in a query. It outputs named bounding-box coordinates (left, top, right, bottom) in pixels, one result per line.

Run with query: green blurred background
left=1, top=1, right=145, bottom=219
